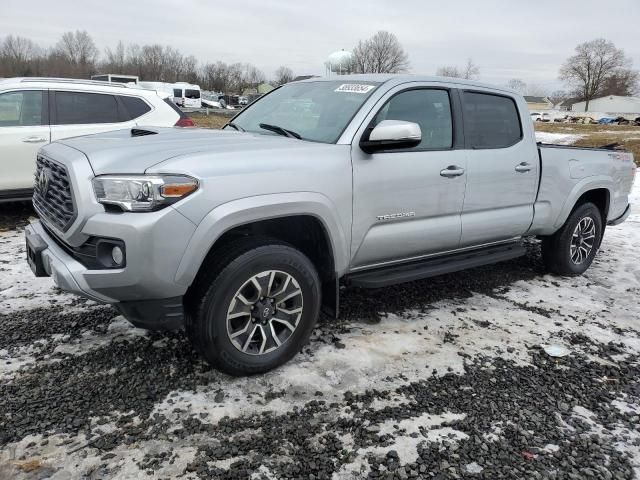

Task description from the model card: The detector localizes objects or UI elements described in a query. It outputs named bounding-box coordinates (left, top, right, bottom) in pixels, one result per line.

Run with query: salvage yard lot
left=0, top=126, right=639, bottom=479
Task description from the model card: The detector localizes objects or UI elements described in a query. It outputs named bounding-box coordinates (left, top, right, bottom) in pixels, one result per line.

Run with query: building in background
left=570, top=95, right=640, bottom=114
left=524, top=96, right=553, bottom=111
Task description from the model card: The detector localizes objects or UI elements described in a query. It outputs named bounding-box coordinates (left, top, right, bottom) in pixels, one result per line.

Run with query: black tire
left=541, top=202, right=603, bottom=276
left=185, top=237, right=321, bottom=376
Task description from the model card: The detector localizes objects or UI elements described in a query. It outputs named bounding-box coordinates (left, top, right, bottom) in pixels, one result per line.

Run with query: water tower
left=325, top=49, right=353, bottom=76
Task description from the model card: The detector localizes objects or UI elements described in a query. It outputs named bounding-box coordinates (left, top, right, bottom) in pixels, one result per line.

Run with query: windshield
left=228, top=80, right=380, bottom=143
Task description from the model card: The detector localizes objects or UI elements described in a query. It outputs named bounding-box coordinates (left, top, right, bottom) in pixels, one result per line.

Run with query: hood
left=57, top=127, right=326, bottom=175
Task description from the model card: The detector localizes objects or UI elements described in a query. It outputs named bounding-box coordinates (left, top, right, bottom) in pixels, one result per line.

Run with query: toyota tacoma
left=25, top=75, right=636, bottom=375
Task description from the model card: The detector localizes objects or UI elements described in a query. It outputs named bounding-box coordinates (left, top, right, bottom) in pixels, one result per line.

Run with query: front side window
left=0, top=90, right=44, bottom=127
left=230, top=80, right=380, bottom=143
left=55, top=91, right=119, bottom=125
left=462, top=92, right=522, bottom=148
left=372, top=89, right=453, bottom=150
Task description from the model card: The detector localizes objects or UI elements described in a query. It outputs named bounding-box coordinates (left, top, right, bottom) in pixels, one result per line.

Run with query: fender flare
left=553, top=176, right=612, bottom=229
left=174, top=192, right=350, bottom=286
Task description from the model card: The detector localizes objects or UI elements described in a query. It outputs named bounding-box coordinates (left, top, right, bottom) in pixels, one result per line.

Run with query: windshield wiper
left=259, top=123, right=301, bottom=139
left=224, top=122, right=245, bottom=132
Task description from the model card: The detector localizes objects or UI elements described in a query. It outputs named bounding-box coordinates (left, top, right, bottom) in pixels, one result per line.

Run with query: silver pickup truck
left=25, top=75, right=636, bottom=375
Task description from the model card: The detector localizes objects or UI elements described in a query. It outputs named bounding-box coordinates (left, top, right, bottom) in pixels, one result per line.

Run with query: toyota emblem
left=38, top=168, right=51, bottom=195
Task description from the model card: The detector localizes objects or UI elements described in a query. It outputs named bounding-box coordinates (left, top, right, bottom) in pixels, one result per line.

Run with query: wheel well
left=573, top=188, right=610, bottom=221
left=197, top=215, right=336, bottom=284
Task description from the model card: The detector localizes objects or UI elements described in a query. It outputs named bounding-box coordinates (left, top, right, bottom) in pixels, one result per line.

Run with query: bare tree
left=547, top=90, right=569, bottom=107
left=436, top=59, right=479, bottom=80
left=462, top=58, right=479, bottom=80
left=352, top=31, right=409, bottom=74
left=103, top=41, right=126, bottom=72
left=559, top=38, right=628, bottom=111
left=506, top=78, right=527, bottom=93
left=274, top=66, right=294, bottom=85
left=599, top=68, right=640, bottom=97
left=56, top=31, right=98, bottom=69
left=0, top=35, right=40, bottom=76
left=436, top=65, right=461, bottom=78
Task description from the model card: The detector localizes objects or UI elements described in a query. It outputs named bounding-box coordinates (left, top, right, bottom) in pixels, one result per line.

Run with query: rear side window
left=55, top=91, right=119, bottom=125
left=173, top=89, right=182, bottom=97
left=462, top=92, right=522, bottom=148
left=185, top=89, right=200, bottom=99
left=119, top=96, right=151, bottom=120
left=372, top=88, right=453, bottom=150
left=0, top=90, right=45, bottom=127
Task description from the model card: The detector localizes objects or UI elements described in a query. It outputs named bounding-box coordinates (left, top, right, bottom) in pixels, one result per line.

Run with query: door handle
left=440, top=165, right=465, bottom=178
left=22, top=136, right=47, bottom=144
left=515, top=162, right=532, bottom=173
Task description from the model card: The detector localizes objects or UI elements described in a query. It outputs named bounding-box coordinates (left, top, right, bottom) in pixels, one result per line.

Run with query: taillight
left=175, top=117, right=195, bottom=127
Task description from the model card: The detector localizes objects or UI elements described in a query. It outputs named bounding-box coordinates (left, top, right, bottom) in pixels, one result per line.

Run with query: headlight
left=92, top=175, right=198, bottom=212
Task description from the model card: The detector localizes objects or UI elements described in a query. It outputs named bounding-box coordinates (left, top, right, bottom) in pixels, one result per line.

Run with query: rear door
left=350, top=85, right=467, bottom=269
left=0, top=89, right=50, bottom=192
left=459, top=91, right=539, bottom=247
left=50, top=90, right=137, bottom=142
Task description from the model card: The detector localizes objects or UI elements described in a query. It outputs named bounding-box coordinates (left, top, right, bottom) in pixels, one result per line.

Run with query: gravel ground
left=0, top=185, right=639, bottom=479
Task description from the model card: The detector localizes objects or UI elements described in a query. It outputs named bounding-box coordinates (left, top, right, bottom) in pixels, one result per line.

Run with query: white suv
left=0, top=78, right=194, bottom=201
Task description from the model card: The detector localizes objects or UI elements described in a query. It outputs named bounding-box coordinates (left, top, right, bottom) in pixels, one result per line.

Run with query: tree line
left=0, top=31, right=293, bottom=93
left=1, top=30, right=637, bottom=107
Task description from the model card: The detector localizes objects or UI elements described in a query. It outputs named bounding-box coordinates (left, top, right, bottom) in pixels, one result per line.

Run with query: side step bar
left=346, top=242, right=526, bottom=288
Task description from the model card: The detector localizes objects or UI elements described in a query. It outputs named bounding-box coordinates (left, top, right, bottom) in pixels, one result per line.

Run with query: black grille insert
left=33, top=155, right=76, bottom=231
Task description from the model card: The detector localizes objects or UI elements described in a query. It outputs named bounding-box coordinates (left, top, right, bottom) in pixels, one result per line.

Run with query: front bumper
left=25, top=207, right=197, bottom=329
left=607, top=203, right=631, bottom=226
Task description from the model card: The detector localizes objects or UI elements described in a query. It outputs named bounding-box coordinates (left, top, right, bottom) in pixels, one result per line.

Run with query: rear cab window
left=462, top=91, right=522, bottom=148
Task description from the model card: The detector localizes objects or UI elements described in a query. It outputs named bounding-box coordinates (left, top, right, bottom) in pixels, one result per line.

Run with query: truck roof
left=295, top=74, right=518, bottom=96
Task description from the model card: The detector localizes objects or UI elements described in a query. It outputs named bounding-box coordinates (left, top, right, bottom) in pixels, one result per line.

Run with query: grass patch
left=535, top=122, right=640, bottom=163
left=190, top=112, right=233, bottom=129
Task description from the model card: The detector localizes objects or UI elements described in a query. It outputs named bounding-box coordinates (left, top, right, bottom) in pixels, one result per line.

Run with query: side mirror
left=360, top=120, right=422, bottom=154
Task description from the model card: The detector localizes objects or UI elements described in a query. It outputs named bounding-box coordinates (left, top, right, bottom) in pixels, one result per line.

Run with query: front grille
left=33, top=155, right=76, bottom=232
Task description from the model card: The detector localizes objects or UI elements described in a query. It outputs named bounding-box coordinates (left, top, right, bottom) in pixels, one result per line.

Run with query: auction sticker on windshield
left=335, top=84, right=376, bottom=93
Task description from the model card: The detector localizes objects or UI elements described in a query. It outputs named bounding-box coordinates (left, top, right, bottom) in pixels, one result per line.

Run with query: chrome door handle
left=515, top=162, right=532, bottom=173
left=22, top=136, right=47, bottom=144
left=440, top=165, right=465, bottom=177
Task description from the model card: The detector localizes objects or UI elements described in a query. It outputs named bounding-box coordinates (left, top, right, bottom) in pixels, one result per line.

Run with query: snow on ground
left=535, top=131, right=585, bottom=145
left=0, top=181, right=639, bottom=479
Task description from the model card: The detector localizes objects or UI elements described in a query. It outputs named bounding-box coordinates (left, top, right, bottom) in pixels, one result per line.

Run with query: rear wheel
left=541, top=202, right=603, bottom=276
left=186, top=238, right=321, bottom=375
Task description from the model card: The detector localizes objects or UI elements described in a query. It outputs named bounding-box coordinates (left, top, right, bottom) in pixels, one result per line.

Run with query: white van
left=172, top=83, right=202, bottom=108
left=91, top=74, right=139, bottom=84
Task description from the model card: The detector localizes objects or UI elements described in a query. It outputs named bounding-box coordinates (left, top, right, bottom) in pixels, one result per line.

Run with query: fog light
left=111, top=246, right=124, bottom=266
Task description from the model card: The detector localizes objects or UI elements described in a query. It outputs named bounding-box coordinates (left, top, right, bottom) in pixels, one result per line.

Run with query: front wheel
left=186, top=239, right=321, bottom=376
left=541, top=202, right=603, bottom=276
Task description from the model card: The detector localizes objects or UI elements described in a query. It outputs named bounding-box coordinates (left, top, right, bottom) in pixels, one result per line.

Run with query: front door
left=0, top=89, right=50, bottom=192
left=459, top=91, right=539, bottom=247
left=351, top=86, right=467, bottom=269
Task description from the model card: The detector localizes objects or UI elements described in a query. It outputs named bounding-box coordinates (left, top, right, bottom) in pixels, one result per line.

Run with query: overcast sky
left=3, top=0, right=640, bottom=91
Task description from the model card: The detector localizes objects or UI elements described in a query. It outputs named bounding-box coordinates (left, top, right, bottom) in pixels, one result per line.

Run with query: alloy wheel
left=570, top=216, right=596, bottom=265
left=226, top=270, right=303, bottom=355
